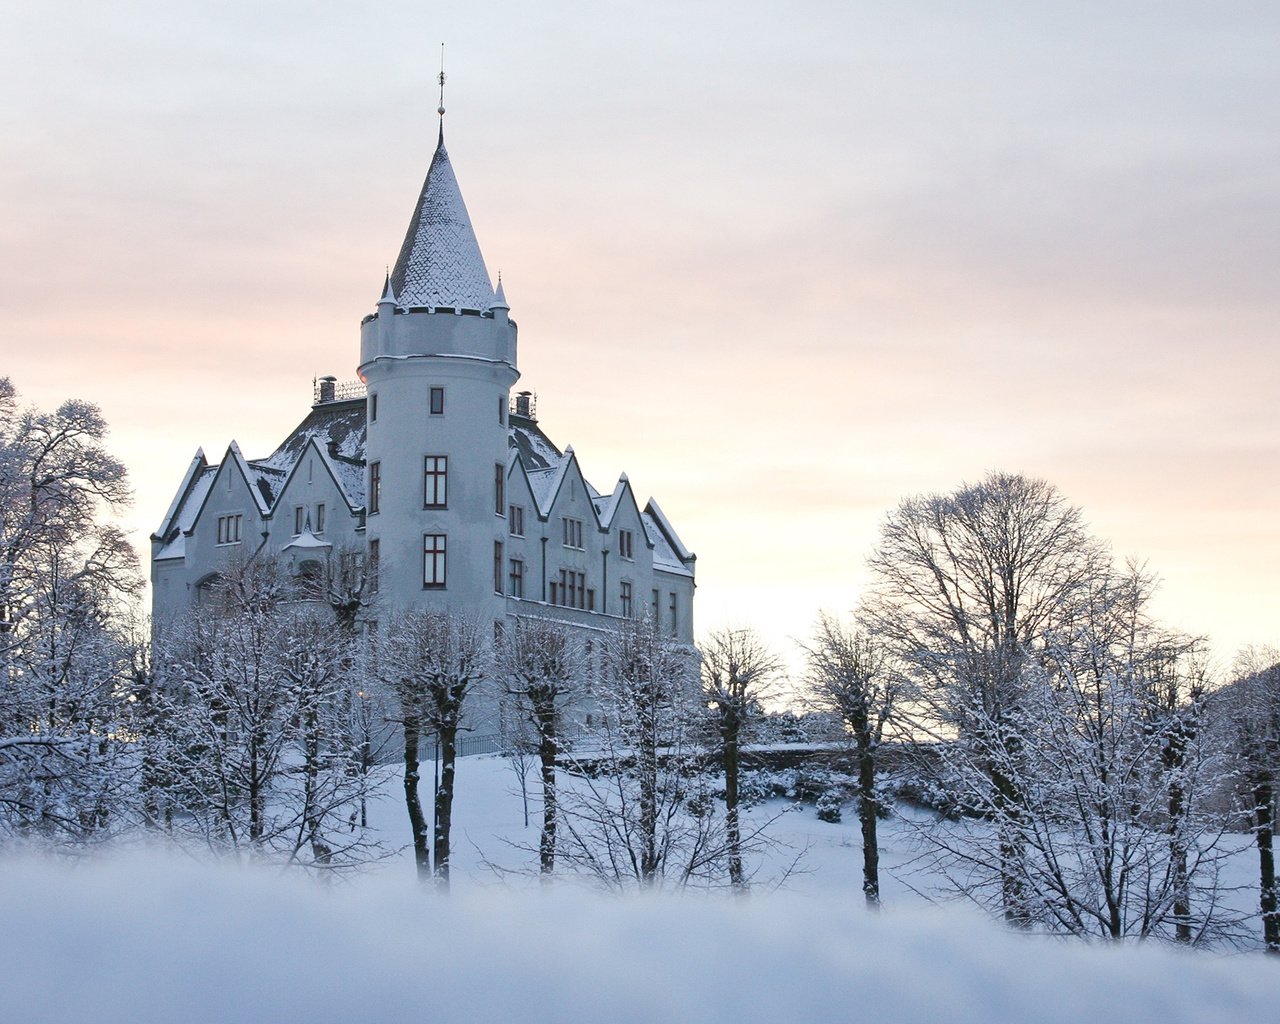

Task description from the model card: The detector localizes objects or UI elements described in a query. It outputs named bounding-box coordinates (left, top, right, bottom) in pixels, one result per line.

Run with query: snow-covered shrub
left=815, top=792, right=843, bottom=823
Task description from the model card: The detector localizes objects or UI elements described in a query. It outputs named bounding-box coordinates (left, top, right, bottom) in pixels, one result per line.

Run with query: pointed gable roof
left=390, top=127, right=495, bottom=311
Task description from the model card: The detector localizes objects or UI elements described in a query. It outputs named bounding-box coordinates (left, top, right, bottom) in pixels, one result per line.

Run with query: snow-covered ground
left=4, top=756, right=1275, bottom=1024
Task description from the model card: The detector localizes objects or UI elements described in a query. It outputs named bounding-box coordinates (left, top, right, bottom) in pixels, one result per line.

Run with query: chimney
left=317, top=375, right=337, bottom=404
left=514, top=391, right=536, bottom=420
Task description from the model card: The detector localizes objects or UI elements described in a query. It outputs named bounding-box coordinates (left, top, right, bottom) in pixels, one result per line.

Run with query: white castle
left=150, top=117, right=696, bottom=649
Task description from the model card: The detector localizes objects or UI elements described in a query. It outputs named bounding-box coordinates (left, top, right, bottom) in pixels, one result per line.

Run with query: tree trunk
left=722, top=714, right=743, bottom=891
left=537, top=705, right=558, bottom=876
left=639, top=713, right=658, bottom=885
left=401, top=712, right=431, bottom=881
left=1254, top=774, right=1279, bottom=954
left=434, top=721, right=458, bottom=888
left=302, top=706, right=332, bottom=867
left=856, top=721, right=880, bottom=908
left=1165, top=721, right=1192, bottom=943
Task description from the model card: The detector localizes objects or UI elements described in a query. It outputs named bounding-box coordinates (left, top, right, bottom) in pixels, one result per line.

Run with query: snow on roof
left=284, top=530, right=332, bottom=551
left=644, top=498, right=694, bottom=562
left=389, top=131, right=495, bottom=311
left=641, top=511, right=693, bottom=578
left=509, top=419, right=561, bottom=472
left=154, top=450, right=206, bottom=537
left=525, top=466, right=561, bottom=515
left=153, top=532, right=186, bottom=561
left=258, top=400, right=368, bottom=509
left=592, top=479, right=627, bottom=529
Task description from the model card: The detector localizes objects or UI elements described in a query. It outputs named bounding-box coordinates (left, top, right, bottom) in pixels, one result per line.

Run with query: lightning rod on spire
left=437, top=43, right=446, bottom=118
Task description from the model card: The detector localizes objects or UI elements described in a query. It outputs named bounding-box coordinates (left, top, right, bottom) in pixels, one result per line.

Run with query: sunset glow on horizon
left=3, top=2, right=1276, bottom=672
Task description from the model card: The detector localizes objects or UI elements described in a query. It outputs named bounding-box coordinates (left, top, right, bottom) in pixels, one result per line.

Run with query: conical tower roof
left=389, top=127, right=495, bottom=310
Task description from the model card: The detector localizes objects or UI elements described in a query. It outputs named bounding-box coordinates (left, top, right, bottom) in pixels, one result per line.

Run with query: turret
left=359, top=118, right=519, bottom=619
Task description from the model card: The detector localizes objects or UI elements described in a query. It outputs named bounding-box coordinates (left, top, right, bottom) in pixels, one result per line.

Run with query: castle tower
left=359, top=122, right=519, bottom=620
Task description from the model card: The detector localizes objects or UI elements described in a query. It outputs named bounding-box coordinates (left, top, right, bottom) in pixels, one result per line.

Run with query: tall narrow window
left=494, top=463, right=505, bottom=516
left=554, top=569, right=587, bottom=609
left=669, top=592, right=678, bottom=636
left=315, top=503, right=325, bottom=534
left=651, top=589, right=660, bottom=624
left=294, top=506, right=305, bottom=535
left=562, top=517, right=583, bottom=549
left=423, top=534, right=447, bottom=589
left=620, top=580, right=633, bottom=617
left=429, top=387, right=445, bottom=415
left=368, top=538, right=380, bottom=594
left=216, top=513, right=243, bottom=545
left=369, top=393, right=378, bottom=422
left=369, top=461, right=381, bottom=515
left=498, top=396, right=506, bottom=425
left=423, top=455, right=448, bottom=508
left=509, top=558, right=525, bottom=599
left=493, top=541, right=504, bottom=594
left=509, top=505, right=525, bottom=536
left=618, top=529, right=634, bottom=560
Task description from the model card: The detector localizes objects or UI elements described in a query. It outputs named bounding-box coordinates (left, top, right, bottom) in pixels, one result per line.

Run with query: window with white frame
left=618, top=528, right=634, bottom=560
left=509, top=558, right=525, bottom=599
left=315, top=503, right=325, bottom=534
left=293, top=506, right=305, bottom=535
left=509, top=504, right=525, bottom=536
left=562, top=517, right=583, bottom=549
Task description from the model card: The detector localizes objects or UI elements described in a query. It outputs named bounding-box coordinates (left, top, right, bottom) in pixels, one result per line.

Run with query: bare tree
left=0, top=378, right=142, bottom=844
left=1224, top=647, right=1280, bottom=953
left=379, top=610, right=488, bottom=887
left=907, top=561, right=1231, bottom=942
left=700, top=626, right=781, bottom=891
left=801, top=613, right=898, bottom=907
left=150, top=559, right=384, bottom=871
left=866, top=471, right=1105, bottom=924
left=499, top=617, right=581, bottom=875
left=554, top=615, right=729, bottom=891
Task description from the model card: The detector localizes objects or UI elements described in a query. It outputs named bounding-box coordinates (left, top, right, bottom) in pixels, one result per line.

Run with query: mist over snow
left=4, top=850, right=1270, bottom=1024
left=6, top=745, right=1276, bottom=1024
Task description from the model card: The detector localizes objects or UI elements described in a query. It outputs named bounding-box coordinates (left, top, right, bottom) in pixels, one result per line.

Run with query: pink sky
left=3, top=2, right=1277, bottom=670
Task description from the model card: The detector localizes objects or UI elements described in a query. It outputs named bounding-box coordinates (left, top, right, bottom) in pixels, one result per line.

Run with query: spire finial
left=437, top=44, right=446, bottom=119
